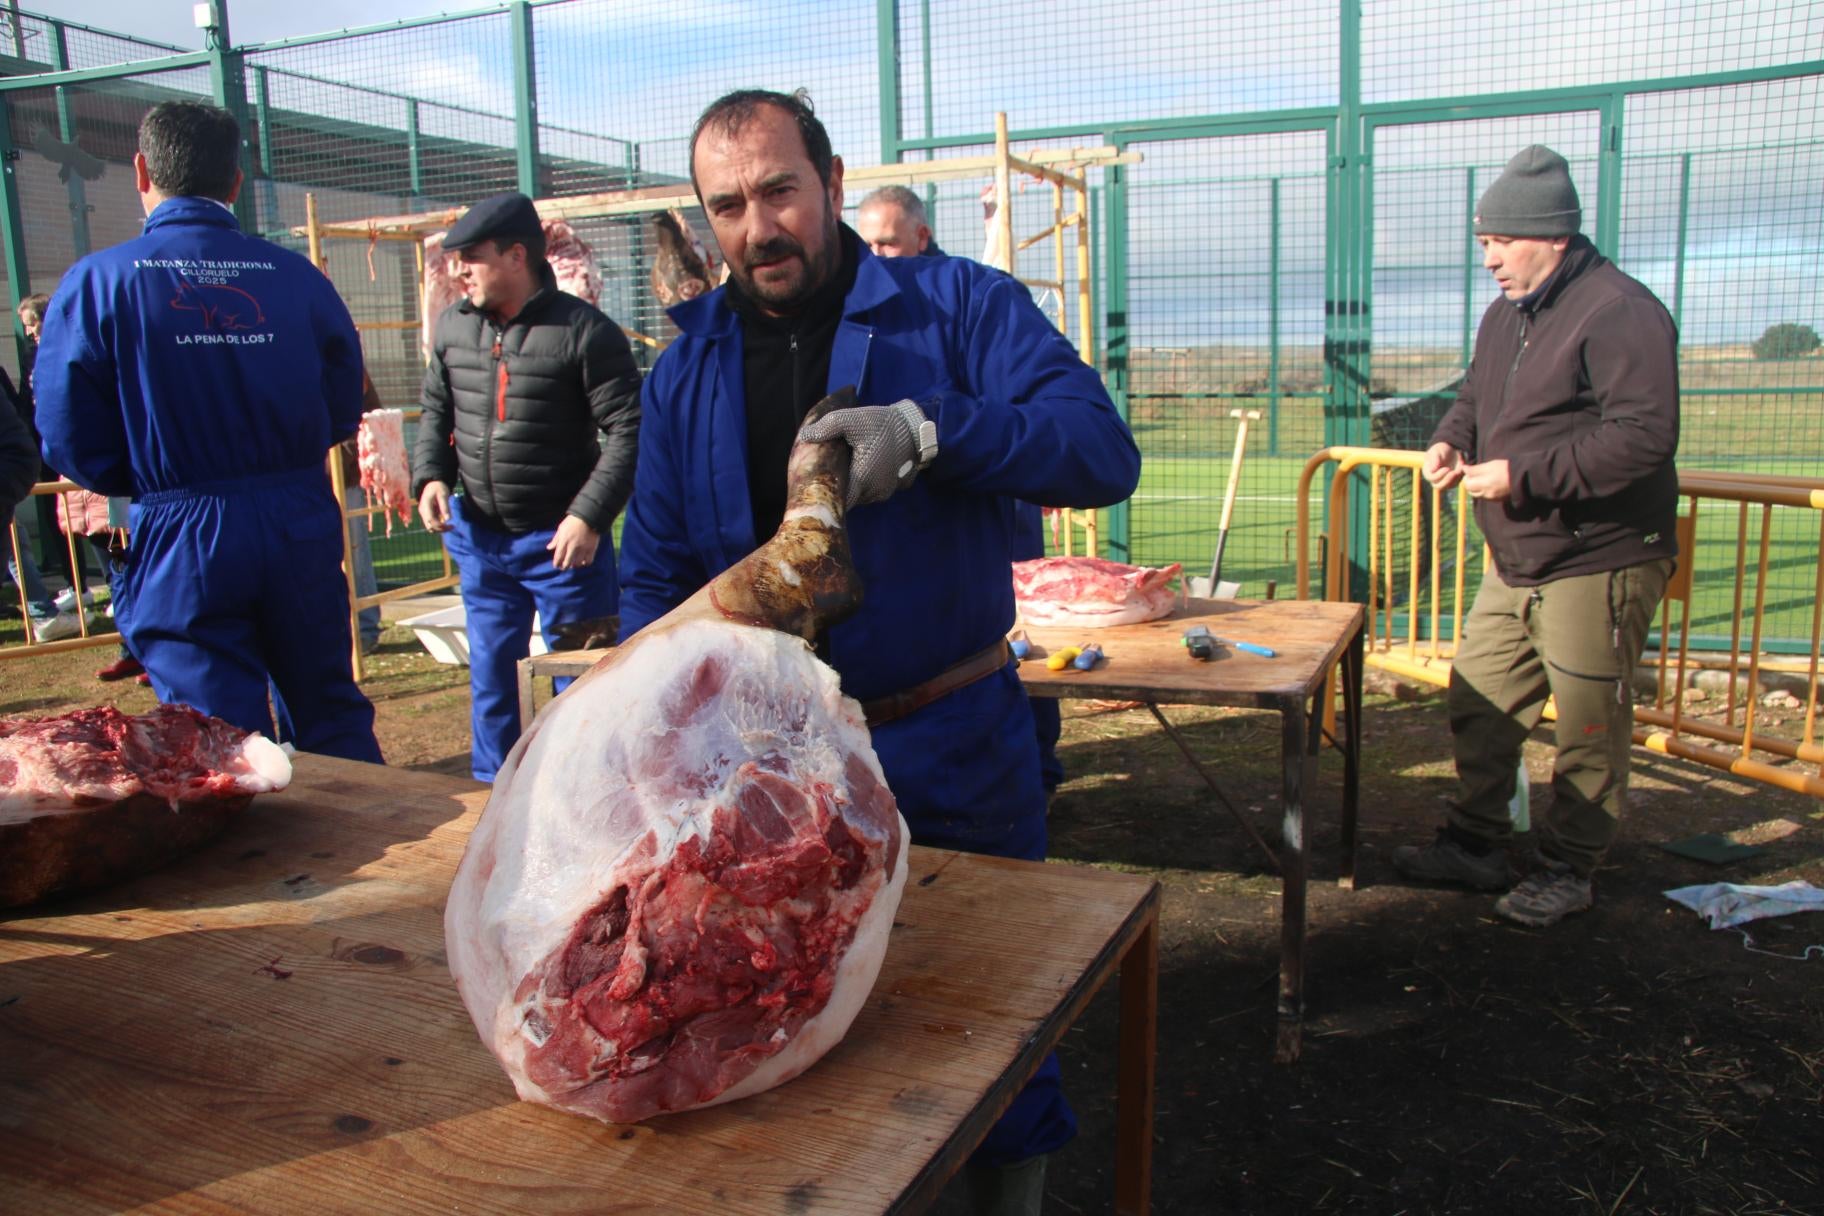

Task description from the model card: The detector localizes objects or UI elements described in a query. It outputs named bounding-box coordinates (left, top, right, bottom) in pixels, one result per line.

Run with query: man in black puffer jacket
left=414, top=192, right=641, bottom=781
left=1391, top=146, right=1679, bottom=928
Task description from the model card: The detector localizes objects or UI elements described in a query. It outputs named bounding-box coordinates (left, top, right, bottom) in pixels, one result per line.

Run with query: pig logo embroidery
left=170, top=278, right=266, bottom=332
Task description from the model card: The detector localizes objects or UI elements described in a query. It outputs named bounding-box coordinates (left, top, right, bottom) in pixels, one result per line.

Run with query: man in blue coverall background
left=34, top=100, right=381, bottom=762
left=618, top=89, right=1141, bottom=1214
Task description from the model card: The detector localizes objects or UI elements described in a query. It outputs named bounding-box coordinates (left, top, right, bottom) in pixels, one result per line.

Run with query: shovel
left=1188, top=409, right=1260, bottom=600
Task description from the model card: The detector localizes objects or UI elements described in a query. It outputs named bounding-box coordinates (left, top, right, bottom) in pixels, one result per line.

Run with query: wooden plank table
left=1017, top=597, right=1366, bottom=1062
left=0, top=756, right=1158, bottom=1215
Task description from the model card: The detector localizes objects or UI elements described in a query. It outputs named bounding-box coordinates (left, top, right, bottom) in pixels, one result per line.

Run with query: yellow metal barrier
left=2, top=480, right=125, bottom=661
left=1296, top=446, right=1824, bottom=799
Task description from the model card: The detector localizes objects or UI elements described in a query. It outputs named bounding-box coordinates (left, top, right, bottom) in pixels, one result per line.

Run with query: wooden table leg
left=1115, top=908, right=1158, bottom=1216
left=1338, top=621, right=1366, bottom=891
left=516, top=658, right=537, bottom=735
left=1275, top=700, right=1315, bottom=1064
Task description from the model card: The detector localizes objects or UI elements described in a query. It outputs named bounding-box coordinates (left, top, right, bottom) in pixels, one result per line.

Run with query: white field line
left=1129, top=493, right=1301, bottom=503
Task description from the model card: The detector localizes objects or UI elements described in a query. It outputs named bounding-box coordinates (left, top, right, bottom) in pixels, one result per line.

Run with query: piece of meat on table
left=355, top=408, right=413, bottom=537
left=445, top=386, right=910, bottom=1125
left=1012, top=555, right=1184, bottom=628
left=0, top=704, right=291, bottom=908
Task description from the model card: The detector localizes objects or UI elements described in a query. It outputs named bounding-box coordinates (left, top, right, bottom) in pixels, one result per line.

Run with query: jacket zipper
left=483, top=325, right=503, bottom=514
left=1495, top=311, right=1530, bottom=436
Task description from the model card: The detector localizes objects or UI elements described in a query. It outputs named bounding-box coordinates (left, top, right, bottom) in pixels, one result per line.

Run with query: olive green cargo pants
left=1446, top=558, right=1673, bottom=876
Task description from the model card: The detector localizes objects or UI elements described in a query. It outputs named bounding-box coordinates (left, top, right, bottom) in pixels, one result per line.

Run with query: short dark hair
left=689, top=88, right=833, bottom=196
left=138, top=101, right=241, bottom=200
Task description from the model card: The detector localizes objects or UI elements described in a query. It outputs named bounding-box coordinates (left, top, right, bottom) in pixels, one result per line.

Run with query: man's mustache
left=745, top=236, right=804, bottom=269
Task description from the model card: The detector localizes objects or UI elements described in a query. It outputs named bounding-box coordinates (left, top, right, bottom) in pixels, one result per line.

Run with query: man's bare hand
left=547, top=515, right=602, bottom=570
left=1422, top=442, right=1466, bottom=490
left=1462, top=459, right=1512, bottom=501
left=418, top=480, right=453, bottom=532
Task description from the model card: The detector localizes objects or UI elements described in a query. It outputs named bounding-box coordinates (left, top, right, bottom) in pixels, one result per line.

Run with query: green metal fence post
left=1325, top=0, right=1370, bottom=600
left=204, top=1, right=256, bottom=234
left=510, top=0, right=541, bottom=196
left=50, top=21, right=92, bottom=259
left=1267, top=175, right=1281, bottom=457
left=1596, top=91, right=1624, bottom=256
left=876, top=0, right=902, bottom=164
left=0, top=93, right=29, bottom=367
left=1461, top=165, right=1476, bottom=368
left=919, top=0, right=935, bottom=211
left=1104, top=136, right=1131, bottom=562
left=1672, top=150, right=1691, bottom=330
left=252, top=65, right=273, bottom=177
left=406, top=99, right=425, bottom=202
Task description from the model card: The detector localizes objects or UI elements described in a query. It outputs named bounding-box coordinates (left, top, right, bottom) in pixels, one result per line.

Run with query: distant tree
left=1751, top=322, right=1821, bottom=360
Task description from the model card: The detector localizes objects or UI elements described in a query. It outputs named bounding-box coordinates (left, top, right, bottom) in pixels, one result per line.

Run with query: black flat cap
left=443, top=191, right=544, bottom=253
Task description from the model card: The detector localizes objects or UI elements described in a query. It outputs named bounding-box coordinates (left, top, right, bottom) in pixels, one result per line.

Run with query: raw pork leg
left=445, top=388, right=909, bottom=1124
left=0, top=704, right=291, bottom=907
left=1012, top=555, right=1184, bottom=628
left=355, top=408, right=413, bottom=536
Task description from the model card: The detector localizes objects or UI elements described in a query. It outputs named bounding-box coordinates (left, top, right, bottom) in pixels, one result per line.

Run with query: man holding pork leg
left=618, top=89, right=1141, bottom=1213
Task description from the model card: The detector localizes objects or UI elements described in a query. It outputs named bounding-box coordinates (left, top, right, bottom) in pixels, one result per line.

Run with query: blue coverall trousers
left=122, top=467, right=382, bottom=763
left=442, top=495, right=617, bottom=782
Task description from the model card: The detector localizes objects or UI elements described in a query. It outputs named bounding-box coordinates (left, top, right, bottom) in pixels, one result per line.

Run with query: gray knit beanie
left=1474, top=145, right=1582, bottom=237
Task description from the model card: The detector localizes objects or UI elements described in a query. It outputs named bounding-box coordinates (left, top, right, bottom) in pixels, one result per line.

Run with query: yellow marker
left=1046, top=645, right=1081, bottom=671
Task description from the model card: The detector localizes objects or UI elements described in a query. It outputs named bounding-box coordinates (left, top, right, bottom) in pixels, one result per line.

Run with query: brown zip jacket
left=1432, top=236, right=1680, bottom=586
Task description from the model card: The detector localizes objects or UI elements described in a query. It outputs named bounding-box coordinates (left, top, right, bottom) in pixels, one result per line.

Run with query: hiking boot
left=96, top=656, right=145, bottom=682
left=1391, top=828, right=1512, bottom=891
left=1495, top=856, right=1593, bottom=927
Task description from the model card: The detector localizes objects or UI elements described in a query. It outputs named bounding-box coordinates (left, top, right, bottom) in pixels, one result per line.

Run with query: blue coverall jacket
left=33, top=196, right=381, bottom=761
left=617, top=242, right=1139, bottom=1166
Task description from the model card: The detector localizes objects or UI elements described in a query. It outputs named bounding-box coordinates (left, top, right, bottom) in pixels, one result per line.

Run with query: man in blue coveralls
left=413, top=192, right=642, bottom=782
left=618, top=89, right=1141, bottom=1214
left=35, top=100, right=381, bottom=762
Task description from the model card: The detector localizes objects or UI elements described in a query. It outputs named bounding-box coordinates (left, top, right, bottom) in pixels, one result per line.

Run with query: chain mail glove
left=796, top=399, right=936, bottom=509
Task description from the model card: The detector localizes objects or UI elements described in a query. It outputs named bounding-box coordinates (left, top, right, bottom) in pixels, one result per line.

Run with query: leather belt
left=861, top=639, right=1012, bottom=729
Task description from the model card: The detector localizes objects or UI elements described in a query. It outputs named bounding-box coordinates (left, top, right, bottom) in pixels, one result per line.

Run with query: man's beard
left=733, top=204, right=841, bottom=313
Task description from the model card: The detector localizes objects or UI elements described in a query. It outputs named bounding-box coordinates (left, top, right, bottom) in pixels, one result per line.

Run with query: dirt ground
left=4, top=628, right=1821, bottom=1215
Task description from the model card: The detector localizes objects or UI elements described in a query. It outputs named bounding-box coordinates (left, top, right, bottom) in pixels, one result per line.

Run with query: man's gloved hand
left=796, top=399, right=933, bottom=509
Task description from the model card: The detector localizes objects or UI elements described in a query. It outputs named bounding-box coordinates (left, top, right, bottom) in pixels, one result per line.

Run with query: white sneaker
left=31, top=611, right=82, bottom=643
left=53, top=587, right=100, bottom=612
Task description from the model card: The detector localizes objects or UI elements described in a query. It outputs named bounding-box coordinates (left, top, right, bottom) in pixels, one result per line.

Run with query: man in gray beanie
left=1392, top=144, right=1680, bottom=927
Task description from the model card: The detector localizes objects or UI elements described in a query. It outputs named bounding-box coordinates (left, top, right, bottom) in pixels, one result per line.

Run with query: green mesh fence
left=3, top=0, right=1820, bottom=640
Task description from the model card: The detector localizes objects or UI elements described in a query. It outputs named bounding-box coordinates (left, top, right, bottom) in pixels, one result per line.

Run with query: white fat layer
left=775, top=561, right=802, bottom=587
left=234, top=735, right=294, bottom=792
left=783, top=503, right=838, bottom=529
